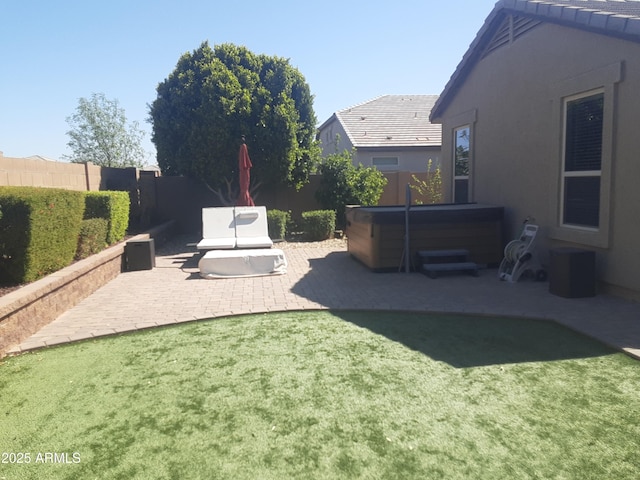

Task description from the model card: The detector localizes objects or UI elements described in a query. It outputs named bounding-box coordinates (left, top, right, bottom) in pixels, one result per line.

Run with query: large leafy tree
left=149, top=42, right=319, bottom=195
left=64, top=93, right=146, bottom=168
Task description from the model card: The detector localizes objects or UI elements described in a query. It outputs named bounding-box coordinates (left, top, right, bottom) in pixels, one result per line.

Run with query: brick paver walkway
left=9, top=234, right=640, bottom=359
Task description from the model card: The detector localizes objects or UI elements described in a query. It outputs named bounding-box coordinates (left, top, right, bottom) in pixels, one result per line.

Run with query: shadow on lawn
left=332, top=310, right=615, bottom=368
left=291, top=253, right=616, bottom=368
left=156, top=235, right=633, bottom=367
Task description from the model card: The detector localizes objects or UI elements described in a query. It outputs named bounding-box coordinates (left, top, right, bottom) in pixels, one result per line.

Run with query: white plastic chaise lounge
left=234, top=206, right=273, bottom=249
left=196, top=207, right=237, bottom=250
left=197, top=206, right=284, bottom=278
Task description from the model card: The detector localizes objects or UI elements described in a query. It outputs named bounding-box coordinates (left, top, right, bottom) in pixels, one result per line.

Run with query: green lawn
left=1, top=311, right=639, bottom=479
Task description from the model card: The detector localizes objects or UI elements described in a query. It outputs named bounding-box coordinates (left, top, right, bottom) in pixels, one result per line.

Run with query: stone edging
left=0, top=221, right=175, bottom=357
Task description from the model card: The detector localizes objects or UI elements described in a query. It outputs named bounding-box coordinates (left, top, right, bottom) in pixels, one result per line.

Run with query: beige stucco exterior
left=318, top=116, right=441, bottom=172
left=318, top=117, right=351, bottom=156
left=318, top=115, right=441, bottom=172
left=433, top=21, right=640, bottom=299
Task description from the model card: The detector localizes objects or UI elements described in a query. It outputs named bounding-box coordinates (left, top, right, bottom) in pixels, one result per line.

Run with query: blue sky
left=0, top=0, right=498, bottom=164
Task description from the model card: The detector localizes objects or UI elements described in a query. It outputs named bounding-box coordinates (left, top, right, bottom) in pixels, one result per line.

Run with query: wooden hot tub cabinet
left=346, top=204, right=504, bottom=272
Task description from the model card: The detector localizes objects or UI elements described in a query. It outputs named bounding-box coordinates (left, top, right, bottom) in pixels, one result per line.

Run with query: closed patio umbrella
left=236, top=138, right=255, bottom=207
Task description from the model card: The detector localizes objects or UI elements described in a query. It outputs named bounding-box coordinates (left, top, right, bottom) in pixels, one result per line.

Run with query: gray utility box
left=125, top=238, right=155, bottom=271
left=549, top=248, right=595, bottom=298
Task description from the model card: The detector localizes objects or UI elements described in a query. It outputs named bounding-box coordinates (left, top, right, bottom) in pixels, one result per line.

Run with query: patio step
left=417, top=249, right=470, bottom=263
left=422, top=262, right=479, bottom=279
left=417, top=249, right=478, bottom=279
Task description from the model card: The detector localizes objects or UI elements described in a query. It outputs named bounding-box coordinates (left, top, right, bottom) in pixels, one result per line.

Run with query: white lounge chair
left=196, top=206, right=283, bottom=278
left=196, top=207, right=237, bottom=250
left=234, top=206, right=273, bottom=249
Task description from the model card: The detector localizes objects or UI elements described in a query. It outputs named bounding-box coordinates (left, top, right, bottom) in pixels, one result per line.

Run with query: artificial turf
left=1, top=310, right=639, bottom=479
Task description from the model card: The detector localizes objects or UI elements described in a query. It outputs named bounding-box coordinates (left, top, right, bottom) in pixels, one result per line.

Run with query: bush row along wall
left=0, top=243, right=123, bottom=356
left=1, top=154, right=439, bottom=234
left=0, top=154, right=157, bottom=231
left=0, top=222, right=175, bottom=358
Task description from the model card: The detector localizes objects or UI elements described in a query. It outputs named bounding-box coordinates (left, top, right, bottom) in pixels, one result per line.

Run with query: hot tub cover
left=346, top=203, right=503, bottom=225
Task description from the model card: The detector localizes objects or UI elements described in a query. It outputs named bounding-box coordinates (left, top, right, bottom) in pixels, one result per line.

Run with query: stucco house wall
left=317, top=117, right=351, bottom=156
left=433, top=18, right=640, bottom=299
left=353, top=147, right=441, bottom=173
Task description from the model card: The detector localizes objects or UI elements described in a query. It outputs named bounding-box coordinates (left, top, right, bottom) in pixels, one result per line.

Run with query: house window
left=454, top=126, right=471, bottom=203
left=562, top=90, right=604, bottom=229
left=372, top=157, right=399, bottom=168
left=549, top=62, right=620, bottom=248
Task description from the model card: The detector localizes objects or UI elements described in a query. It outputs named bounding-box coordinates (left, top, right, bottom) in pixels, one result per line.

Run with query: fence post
left=84, top=162, right=92, bottom=191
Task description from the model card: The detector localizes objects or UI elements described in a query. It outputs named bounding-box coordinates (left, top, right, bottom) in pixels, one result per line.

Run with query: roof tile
left=335, top=95, right=441, bottom=148
left=525, top=1, right=541, bottom=14
left=590, top=11, right=614, bottom=27
left=537, top=3, right=552, bottom=15
left=575, top=9, right=595, bottom=24
left=607, top=14, right=630, bottom=31
left=547, top=4, right=565, bottom=18
left=624, top=15, right=640, bottom=33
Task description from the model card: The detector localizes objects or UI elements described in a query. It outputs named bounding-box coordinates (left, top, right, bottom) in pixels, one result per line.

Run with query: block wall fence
left=0, top=154, right=436, bottom=233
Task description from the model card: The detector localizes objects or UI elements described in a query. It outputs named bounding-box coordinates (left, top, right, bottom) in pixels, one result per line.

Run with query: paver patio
left=8, top=234, right=640, bottom=360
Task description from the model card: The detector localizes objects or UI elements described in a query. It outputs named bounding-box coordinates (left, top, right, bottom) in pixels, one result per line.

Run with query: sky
left=0, top=0, right=498, bottom=165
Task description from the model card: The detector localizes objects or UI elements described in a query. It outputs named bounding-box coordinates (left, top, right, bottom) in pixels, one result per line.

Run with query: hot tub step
left=417, top=249, right=470, bottom=264
left=422, top=262, right=479, bottom=279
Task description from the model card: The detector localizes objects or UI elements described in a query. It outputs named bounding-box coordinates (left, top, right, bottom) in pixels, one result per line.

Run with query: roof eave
left=354, top=144, right=442, bottom=150
left=317, top=112, right=338, bottom=132
left=430, top=3, right=506, bottom=122
left=430, top=0, right=640, bottom=122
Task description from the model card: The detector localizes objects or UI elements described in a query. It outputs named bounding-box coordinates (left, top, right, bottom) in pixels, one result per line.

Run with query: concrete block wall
left=0, top=222, right=174, bottom=358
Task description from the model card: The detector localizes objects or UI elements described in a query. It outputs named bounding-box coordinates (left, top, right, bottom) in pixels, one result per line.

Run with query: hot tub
left=346, top=203, right=504, bottom=272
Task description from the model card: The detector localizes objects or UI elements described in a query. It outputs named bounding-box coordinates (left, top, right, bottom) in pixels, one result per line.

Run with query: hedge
left=267, top=209, right=290, bottom=240
left=0, top=187, right=85, bottom=284
left=76, top=218, right=109, bottom=260
left=301, top=210, right=335, bottom=241
left=84, top=191, right=130, bottom=244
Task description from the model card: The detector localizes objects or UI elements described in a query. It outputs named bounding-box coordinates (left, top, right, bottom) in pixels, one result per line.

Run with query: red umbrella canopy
left=236, top=142, right=255, bottom=206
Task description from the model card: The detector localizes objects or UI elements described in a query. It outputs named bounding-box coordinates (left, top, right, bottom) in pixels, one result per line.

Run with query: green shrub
left=301, top=210, right=335, bottom=241
left=84, top=191, right=130, bottom=244
left=0, top=187, right=85, bottom=284
left=76, top=218, right=108, bottom=260
left=267, top=209, right=291, bottom=240
left=315, top=149, right=387, bottom=228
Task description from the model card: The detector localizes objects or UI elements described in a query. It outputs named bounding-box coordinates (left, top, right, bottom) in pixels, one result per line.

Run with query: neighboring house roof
left=323, top=95, right=441, bottom=148
left=27, top=155, right=59, bottom=162
left=431, top=0, right=640, bottom=120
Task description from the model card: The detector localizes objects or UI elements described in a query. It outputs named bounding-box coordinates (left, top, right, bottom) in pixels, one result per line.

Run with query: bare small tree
left=410, top=159, right=443, bottom=204
left=204, top=178, right=262, bottom=206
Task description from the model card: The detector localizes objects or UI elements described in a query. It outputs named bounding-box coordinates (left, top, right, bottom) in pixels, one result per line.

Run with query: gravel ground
left=276, top=237, right=347, bottom=249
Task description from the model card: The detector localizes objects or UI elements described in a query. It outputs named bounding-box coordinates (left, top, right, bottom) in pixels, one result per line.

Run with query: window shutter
left=562, top=91, right=604, bottom=228
left=565, top=93, right=604, bottom=172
